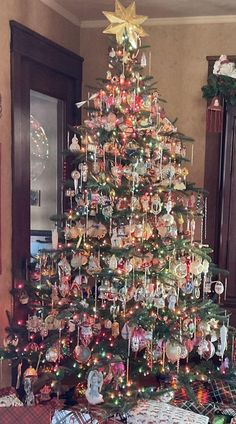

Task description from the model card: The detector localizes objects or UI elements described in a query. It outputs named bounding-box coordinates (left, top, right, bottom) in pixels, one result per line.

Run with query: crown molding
left=39, top=2, right=236, bottom=29
left=39, top=0, right=81, bottom=27
left=81, top=15, right=236, bottom=28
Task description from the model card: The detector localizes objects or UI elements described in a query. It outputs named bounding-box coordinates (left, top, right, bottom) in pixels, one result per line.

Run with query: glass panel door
left=30, top=90, right=62, bottom=255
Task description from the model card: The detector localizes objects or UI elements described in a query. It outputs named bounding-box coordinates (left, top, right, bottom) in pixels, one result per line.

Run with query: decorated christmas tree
left=1, top=0, right=236, bottom=420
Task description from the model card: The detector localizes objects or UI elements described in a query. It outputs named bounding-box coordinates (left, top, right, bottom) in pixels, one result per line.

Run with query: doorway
left=11, top=21, right=83, bottom=283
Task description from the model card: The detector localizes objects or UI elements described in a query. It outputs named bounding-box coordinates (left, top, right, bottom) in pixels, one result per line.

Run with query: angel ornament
left=85, top=370, right=104, bottom=405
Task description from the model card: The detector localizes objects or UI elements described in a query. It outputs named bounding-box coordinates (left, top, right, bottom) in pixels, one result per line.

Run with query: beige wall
left=80, top=22, right=236, bottom=187
left=0, top=0, right=80, bottom=386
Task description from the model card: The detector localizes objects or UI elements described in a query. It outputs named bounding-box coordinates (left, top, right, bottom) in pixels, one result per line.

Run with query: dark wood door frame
left=204, top=56, right=236, bottom=261
left=11, top=21, right=83, bottom=282
left=204, top=56, right=236, bottom=315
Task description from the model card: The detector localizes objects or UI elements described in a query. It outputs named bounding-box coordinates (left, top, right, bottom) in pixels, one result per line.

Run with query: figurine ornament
left=85, top=370, right=104, bottom=405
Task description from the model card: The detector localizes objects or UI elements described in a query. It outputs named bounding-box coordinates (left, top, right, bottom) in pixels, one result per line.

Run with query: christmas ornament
left=180, top=345, right=189, bottom=359
left=166, top=341, right=181, bottom=363
left=198, top=340, right=215, bottom=360
left=112, top=321, right=120, bottom=338
left=39, top=385, right=51, bottom=402
left=19, top=289, right=29, bottom=304
left=74, top=345, right=91, bottom=363
left=215, top=281, right=224, bottom=295
left=26, top=314, right=43, bottom=333
left=71, top=169, right=80, bottom=193
left=45, top=314, right=61, bottom=331
left=80, top=322, right=93, bottom=346
left=23, top=366, right=38, bottom=406
left=85, top=370, right=104, bottom=405
left=140, top=52, right=147, bottom=68
left=105, top=319, right=112, bottom=329
left=219, top=323, right=228, bottom=358
left=87, top=253, right=101, bottom=274
left=45, top=347, right=59, bottom=362
left=121, top=323, right=132, bottom=339
left=109, top=254, right=118, bottom=270
left=3, top=334, right=19, bottom=348
left=79, top=162, right=88, bottom=183
left=69, top=134, right=80, bottom=153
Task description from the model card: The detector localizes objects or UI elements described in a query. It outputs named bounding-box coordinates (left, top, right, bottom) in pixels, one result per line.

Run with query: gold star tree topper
left=103, top=0, right=148, bottom=49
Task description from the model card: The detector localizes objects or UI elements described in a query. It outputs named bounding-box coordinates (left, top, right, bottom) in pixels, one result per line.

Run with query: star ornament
left=103, top=0, right=148, bottom=49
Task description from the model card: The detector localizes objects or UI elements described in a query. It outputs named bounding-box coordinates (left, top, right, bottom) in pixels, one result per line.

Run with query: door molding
left=10, top=21, right=83, bottom=282
left=10, top=21, right=83, bottom=80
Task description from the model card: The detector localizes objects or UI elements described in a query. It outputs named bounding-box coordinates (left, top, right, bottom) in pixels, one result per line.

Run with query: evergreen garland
left=202, top=74, right=236, bottom=105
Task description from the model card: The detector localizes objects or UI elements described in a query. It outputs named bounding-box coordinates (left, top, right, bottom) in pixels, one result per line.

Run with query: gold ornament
left=103, top=0, right=148, bottom=48
left=23, top=365, right=38, bottom=378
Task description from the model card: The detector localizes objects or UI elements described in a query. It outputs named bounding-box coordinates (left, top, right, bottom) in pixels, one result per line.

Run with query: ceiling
left=40, top=0, right=236, bottom=24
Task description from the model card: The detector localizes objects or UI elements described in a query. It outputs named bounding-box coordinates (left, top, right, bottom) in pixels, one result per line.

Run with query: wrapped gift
left=127, top=400, right=209, bottom=424
left=0, top=386, right=23, bottom=407
left=216, top=403, right=236, bottom=417
left=71, top=403, right=121, bottom=423
left=209, top=380, right=236, bottom=404
left=0, top=405, right=52, bottom=424
left=173, top=381, right=210, bottom=405
left=174, top=401, right=216, bottom=421
left=51, top=408, right=121, bottom=423
left=51, top=409, right=97, bottom=423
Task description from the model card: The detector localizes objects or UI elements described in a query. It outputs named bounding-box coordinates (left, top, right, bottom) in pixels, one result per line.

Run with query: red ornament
left=80, top=322, right=93, bottom=346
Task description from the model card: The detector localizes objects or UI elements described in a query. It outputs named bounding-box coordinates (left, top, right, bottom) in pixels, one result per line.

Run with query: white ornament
left=69, top=134, right=80, bottom=153
left=71, top=169, right=80, bottom=193
left=220, top=323, right=228, bottom=358
left=168, top=293, right=177, bottom=310
left=85, top=370, right=104, bottom=405
left=166, top=341, right=181, bottom=363
left=111, top=227, right=123, bottom=248
left=140, top=52, right=147, bottom=68
left=202, top=259, right=209, bottom=274
left=214, top=281, right=224, bottom=295
left=109, top=48, right=116, bottom=58
left=46, top=347, right=58, bottom=362
left=109, top=254, right=118, bottom=270
left=131, top=336, right=140, bottom=352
